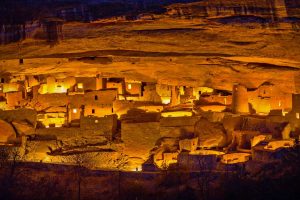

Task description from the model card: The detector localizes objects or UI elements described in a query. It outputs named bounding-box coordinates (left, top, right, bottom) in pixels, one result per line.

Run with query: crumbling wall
left=198, top=95, right=232, bottom=106
left=113, top=100, right=163, bottom=117
left=75, top=77, right=102, bottom=91
left=0, top=109, right=37, bottom=126
left=6, top=91, right=23, bottom=108
left=160, top=116, right=201, bottom=138
left=80, top=114, right=117, bottom=137
left=125, top=82, right=141, bottom=95
left=178, top=152, right=220, bottom=171
left=200, top=111, right=232, bottom=122
left=223, top=115, right=286, bottom=139
left=194, top=118, right=227, bottom=148
left=37, top=94, right=69, bottom=109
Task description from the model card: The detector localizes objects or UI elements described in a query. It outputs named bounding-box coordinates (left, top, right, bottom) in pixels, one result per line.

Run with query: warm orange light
left=199, top=105, right=226, bottom=112
left=264, top=140, right=295, bottom=150
left=221, top=153, right=250, bottom=164
left=77, top=83, right=83, bottom=89
left=161, top=97, right=171, bottom=105
left=131, top=165, right=142, bottom=172
left=282, top=110, right=288, bottom=116
left=189, top=150, right=224, bottom=156
left=161, top=111, right=193, bottom=117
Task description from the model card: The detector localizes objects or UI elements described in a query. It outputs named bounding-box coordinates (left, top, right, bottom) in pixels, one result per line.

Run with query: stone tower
left=232, top=83, right=249, bottom=114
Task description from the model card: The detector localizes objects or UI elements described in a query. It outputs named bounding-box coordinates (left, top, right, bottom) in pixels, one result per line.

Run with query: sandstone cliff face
left=167, top=0, right=300, bottom=20
left=0, top=25, right=25, bottom=45
left=0, top=1, right=299, bottom=93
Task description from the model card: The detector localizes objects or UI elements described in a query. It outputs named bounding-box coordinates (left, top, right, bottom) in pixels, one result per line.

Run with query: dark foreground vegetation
left=0, top=145, right=299, bottom=200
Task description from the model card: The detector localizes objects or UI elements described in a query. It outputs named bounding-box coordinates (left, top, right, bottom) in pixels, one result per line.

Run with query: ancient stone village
left=0, top=72, right=298, bottom=170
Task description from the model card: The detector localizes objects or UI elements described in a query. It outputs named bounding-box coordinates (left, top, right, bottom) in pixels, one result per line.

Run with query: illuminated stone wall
left=37, top=89, right=117, bottom=116
left=223, top=115, right=286, bottom=138
left=6, top=91, right=23, bottom=108
left=121, top=121, right=160, bottom=160
left=141, top=84, right=162, bottom=103
left=113, top=100, right=163, bottom=117
left=37, top=93, right=69, bottom=109
left=2, top=83, right=20, bottom=93
left=160, top=116, right=200, bottom=138
left=199, top=95, right=232, bottom=106
left=39, top=76, right=76, bottom=94
left=248, top=83, right=292, bottom=115
left=0, top=109, right=37, bottom=126
left=125, top=81, right=142, bottom=96
left=232, top=84, right=249, bottom=114
left=37, top=112, right=67, bottom=128
left=80, top=114, right=117, bottom=137
left=75, top=77, right=103, bottom=91
left=156, top=84, right=172, bottom=101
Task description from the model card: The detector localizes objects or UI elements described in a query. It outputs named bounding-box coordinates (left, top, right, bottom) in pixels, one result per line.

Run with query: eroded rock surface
left=0, top=16, right=299, bottom=93
left=0, top=119, right=17, bottom=144
left=194, top=118, right=227, bottom=148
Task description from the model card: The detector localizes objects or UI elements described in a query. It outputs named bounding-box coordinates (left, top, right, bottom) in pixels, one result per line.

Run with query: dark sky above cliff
left=0, top=0, right=198, bottom=24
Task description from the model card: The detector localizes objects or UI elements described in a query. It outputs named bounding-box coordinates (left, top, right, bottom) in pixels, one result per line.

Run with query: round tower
left=232, top=83, right=249, bottom=114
